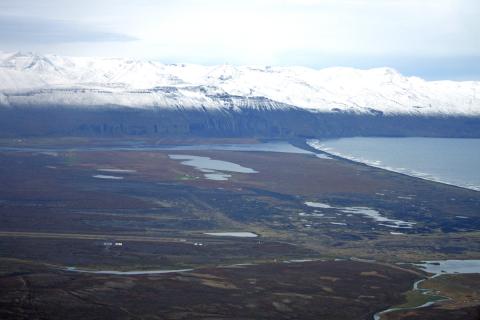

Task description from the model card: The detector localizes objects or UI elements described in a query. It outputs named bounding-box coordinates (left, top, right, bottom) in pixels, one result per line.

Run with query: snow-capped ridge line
left=0, top=51, right=479, bottom=116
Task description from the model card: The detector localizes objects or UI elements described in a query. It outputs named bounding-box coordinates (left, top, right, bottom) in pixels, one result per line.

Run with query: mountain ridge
left=1, top=51, right=479, bottom=117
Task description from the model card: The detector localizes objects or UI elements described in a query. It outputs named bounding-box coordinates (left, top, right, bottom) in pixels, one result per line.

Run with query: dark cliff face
left=0, top=106, right=479, bottom=138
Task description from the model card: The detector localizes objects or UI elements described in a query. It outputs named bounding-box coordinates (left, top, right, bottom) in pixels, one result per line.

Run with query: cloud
left=0, top=0, right=477, bottom=79
left=0, top=15, right=137, bottom=44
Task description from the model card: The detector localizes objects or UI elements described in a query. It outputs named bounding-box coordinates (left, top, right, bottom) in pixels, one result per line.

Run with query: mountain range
left=1, top=51, right=479, bottom=138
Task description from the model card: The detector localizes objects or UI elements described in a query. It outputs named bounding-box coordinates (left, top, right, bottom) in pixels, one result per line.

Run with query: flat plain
left=0, top=137, right=479, bottom=319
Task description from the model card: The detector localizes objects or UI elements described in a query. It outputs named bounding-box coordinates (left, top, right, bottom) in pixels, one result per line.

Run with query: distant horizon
left=2, top=49, right=479, bottom=82
left=1, top=0, right=479, bottom=81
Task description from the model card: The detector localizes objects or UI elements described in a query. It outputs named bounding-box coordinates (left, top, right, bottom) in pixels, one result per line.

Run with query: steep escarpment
left=1, top=106, right=479, bottom=138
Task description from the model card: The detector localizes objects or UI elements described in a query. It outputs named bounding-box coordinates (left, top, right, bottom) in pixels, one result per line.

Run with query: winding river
left=373, top=260, right=480, bottom=320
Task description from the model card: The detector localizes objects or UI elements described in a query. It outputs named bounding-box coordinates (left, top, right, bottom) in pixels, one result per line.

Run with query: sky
left=0, top=0, right=479, bottom=80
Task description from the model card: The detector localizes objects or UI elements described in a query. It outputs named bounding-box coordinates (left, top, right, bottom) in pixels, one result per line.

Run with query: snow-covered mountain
left=0, top=51, right=479, bottom=116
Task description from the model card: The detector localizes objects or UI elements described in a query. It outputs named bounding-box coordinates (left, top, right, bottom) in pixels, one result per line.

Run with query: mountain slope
left=1, top=51, right=479, bottom=116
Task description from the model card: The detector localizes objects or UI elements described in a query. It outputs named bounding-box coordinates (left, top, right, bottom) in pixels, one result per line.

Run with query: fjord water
left=310, top=137, right=480, bottom=191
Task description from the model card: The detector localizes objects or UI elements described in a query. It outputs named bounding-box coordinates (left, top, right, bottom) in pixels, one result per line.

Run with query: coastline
left=301, top=138, right=480, bottom=193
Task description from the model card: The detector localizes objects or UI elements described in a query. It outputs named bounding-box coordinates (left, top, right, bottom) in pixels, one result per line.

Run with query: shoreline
left=299, top=138, right=480, bottom=193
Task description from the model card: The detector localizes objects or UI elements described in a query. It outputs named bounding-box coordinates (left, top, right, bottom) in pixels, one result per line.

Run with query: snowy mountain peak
left=206, top=64, right=241, bottom=82
left=0, top=51, right=479, bottom=116
left=2, top=51, right=47, bottom=69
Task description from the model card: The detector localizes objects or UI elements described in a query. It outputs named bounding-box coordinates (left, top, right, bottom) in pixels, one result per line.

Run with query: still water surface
left=308, top=137, right=480, bottom=191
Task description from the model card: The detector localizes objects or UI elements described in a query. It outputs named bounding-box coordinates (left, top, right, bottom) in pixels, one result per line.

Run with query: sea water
left=308, top=137, right=480, bottom=191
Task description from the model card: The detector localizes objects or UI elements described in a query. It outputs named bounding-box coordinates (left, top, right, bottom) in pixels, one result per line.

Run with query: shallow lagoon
left=66, top=267, right=193, bottom=275
left=169, top=154, right=257, bottom=181
left=304, top=201, right=415, bottom=229
left=0, top=141, right=312, bottom=154
left=415, top=260, right=480, bottom=274
left=93, top=175, right=124, bottom=180
left=97, top=168, right=136, bottom=173
left=204, top=232, right=258, bottom=238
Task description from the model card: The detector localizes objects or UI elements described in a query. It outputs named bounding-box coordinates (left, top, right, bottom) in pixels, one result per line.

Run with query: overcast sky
left=0, top=0, right=479, bottom=79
